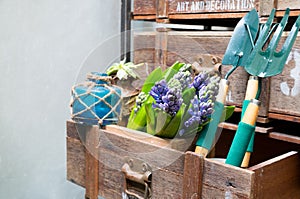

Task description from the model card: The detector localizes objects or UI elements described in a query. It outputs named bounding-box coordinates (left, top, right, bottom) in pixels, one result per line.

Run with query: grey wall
left=0, top=0, right=120, bottom=198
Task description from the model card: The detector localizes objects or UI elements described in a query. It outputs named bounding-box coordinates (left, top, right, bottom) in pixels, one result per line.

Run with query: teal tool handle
left=225, top=122, right=255, bottom=166
left=196, top=101, right=224, bottom=149
left=226, top=99, right=260, bottom=167
left=247, top=133, right=255, bottom=153
left=195, top=79, right=229, bottom=156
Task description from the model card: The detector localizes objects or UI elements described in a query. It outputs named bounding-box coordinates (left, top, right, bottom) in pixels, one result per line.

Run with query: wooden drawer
left=66, top=120, right=300, bottom=199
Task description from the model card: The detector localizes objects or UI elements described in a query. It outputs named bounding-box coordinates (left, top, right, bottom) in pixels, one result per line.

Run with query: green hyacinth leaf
left=224, top=105, right=235, bottom=121
left=158, top=103, right=186, bottom=138
left=127, top=95, right=155, bottom=131
left=155, top=109, right=172, bottom=135
left=127, top=104, right=147, bottom=131
left=163, top=62, right=185, bottom=82
left=182, top=87, right=196, bottom=111
left=178, top=108, right=198, bottom=137
left=145, top=103, right=156, bottom=135
left=141, top=67, right=163, bottom=93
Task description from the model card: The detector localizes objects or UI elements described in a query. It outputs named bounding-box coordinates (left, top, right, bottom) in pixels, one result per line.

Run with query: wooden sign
left=168, top=0, right=256, bottom=13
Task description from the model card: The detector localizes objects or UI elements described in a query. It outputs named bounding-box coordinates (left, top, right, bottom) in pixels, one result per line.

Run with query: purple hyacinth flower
left=149, top=79, right=169, bottom=104
left=150, top=80, right=183, bottom=117
left=183, top=73, right=220, bottom=131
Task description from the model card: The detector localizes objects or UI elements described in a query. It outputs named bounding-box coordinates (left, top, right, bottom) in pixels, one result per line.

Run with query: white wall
left=0, top=0, right=120, bottom=198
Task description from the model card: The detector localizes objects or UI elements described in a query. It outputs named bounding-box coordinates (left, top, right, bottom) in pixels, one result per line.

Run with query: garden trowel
left=195, top=9, right=259, bottom=156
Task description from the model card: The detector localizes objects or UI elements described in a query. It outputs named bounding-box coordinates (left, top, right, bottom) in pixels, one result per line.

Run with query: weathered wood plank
left=276, top=10, right=300, bottom=17
left=269, top=132, right=300, bottom=144
left=202, top=183, right=250, bottom=199
left=151, top=169, right=184, bottom=198
left=133, top=32, right=156, bottom=71
left=268, top=112, right=300, bottom=123
left=221, top=66, right=248, bottom=107
left=276, top=0, right=300, bottom=11
left=219, top=122, right=274, bottom=134
left=155, top=28, right=169, bottom=70
left=99, top=127, right=185, bottom=175
left=133, top=0, right=156, bottom=15
left=98, top=126, right=186, bottom=198
left=258, top=78, right=270, bottom=117
left=105, top=125, right=171, bottom=147
left=168, top=12, right=249, bottom=19
left=132, top=15, right=156, bottom=20
left=66, top=137, right=85, bottom=187
left=249, top=151, right=300, bottom=199
left=167, top=31, right=231, bottom=66
left=134, top=31, right=232, bottom=68
left=85, top=125, right=99, bottom=199
left=258, top=0, right=275, bottom=16
left=97, top=148, right=126, bottom=198
left=269, top=33, right=300, bottom=119
left=157, top=0, right=168, bottom=19
left=66, top=120, right=98, bottom=142
left=66, top=120, right=80, bottom=139
left=202, top=158, right=255, bottom=198
left=183, top=152, right=204, bottom=199
left=106, top=124, right=197, bottom=152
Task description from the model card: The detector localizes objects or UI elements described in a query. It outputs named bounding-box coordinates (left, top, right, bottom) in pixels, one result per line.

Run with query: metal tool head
left=222, top=9, right=259, bottom=79
left=245, top=8, right=300, bottom=77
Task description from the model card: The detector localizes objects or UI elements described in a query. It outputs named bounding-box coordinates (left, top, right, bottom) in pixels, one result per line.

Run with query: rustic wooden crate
left=133, top=0, right=300, bottom=21
left=66, top=120, right=300, bottom=199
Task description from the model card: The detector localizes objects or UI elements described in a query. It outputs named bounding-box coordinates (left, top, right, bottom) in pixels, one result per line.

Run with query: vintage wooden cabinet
left=66, top=1, right=300, bottom=198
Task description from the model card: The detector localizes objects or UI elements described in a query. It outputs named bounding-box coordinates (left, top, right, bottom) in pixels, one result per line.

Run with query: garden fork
left=226, top=8, right=300, bottom=167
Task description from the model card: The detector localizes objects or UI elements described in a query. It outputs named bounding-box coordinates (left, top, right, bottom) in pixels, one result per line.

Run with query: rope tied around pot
left=70, top=73, right=122, bottom=125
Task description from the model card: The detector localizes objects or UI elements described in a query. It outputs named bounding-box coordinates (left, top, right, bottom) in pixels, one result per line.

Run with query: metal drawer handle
left=122, top=158, right=152, bottom=199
